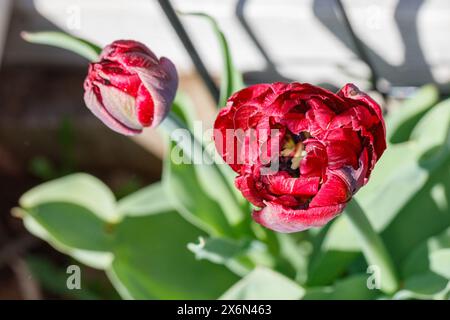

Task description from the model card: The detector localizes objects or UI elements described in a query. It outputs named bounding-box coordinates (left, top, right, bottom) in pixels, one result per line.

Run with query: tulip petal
left=97, top=83, right=143, bottom=130
left=227, top=83, right=272, bottom=107
left=235, top=174, right=265, bottom=207
left=279, top=112, right=309, bottom=134
left=300, top=140, right=328, bottom=178
left=134, top=57, right=178, bottom=127
left=309, top=171, right=351, bottom=207
left=84, top=88, right=142, bottom=136
left=252, top=202, right=345, bottom=233
left=338, top=83, right=383, bottom=120
left=135, top=84, right=154, bottom=126
left=214, top=108, right=242, bottom=172
left=263, top=174, right=320, bottom=197
left=101, top=40, right=159, bottom=68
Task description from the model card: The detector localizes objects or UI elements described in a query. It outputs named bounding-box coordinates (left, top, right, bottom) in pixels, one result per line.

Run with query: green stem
left=346, top=199, right=399, bottom=294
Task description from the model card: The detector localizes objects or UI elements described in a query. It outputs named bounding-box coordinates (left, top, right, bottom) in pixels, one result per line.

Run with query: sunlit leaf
left=387, top=84, right=439, bottom=143
left=220, top=267, right=304, bottom=300
left=19, top=173, right=118, bottom=223
left=21, top=31, right=101, bottom=61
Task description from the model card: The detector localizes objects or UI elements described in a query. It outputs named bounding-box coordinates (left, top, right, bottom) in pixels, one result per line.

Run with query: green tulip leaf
left=19, top=173, right=118, bottom=223
left=393, top=272, right=450, bottom=300
left=164, top=142, right=235, bottom=236
left=304, top=274, right=380, bottom=300
left=21, top=31, right=101, bottom=62
left=18, top=174, right=239, bottom=299
left=26, top=202, right=115, bottom=251
left=187, top=236, right=275, bottom=276
left=387, top=84, right=439, bottom=144
left=402, top=227, right=450, bottom=279
left=21, top=212, right=114, bottom=269
left=411, top=98, right=450, bottom=164
left=188, top=237, right=250, bottom=264
left=162, top=95, right=245, bottom=234
left=109, top=210, right=239, bottom=299
left=220, top=267, right=304, bottom=300
left=309, top=95, right=450, bottom=285
left=117, top=182, right=172, bottom=217
left=182, top=13, right=244, bottom=108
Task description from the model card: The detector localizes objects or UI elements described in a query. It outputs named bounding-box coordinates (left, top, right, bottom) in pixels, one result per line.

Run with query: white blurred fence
left=1, top=0, right=450, bottom=94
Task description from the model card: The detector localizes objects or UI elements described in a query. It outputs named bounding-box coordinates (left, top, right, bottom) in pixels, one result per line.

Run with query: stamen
left=281, top=134, right=296, bottom=157
left=299, top=131, right=312, bottom=140
left=280, top=132, right=312, bottom=171
left=290, top=142, right=305, bottom=170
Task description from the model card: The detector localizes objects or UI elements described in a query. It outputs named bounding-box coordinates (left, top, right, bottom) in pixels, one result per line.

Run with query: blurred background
left=0, top=0, right=449, bottom=299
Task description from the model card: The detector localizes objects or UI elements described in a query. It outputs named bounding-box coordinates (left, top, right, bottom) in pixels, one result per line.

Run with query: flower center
left=280, top=131, right=312, bottom=175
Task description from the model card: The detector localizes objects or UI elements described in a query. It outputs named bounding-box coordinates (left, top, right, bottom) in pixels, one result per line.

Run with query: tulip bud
left=83, top=40, right=178, bottom=135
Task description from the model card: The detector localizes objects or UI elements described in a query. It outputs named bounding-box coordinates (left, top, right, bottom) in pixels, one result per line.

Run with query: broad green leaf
left=22, top=213, right=113, bottom=269
left=314, top=162, right=450, bottom=285
left=117, top=182, right=172, bottom=217
left=357, top=98, right=450, bottom=234
left=188, top=237, right=251, bottom=276
left=318, top=141, right=427, bottom=262
left=313, top=98, right=450, bottom=282
left=382, top=160, right=450, bottom=264
left=387, top=84, right=439, bottom=143
left=307, top=250, right=359, bottom=286
left=430, top=250, right=450, bottom=279
left=19, top=174, right=239, bottom=299
left=378, top=99, right=450, bottom=264
left=25, top=202, right=115, bottom=252
left=187, top=237, right=274, bottom=276
left=21, top=31, right=101, bottom=62
left=188, top=237, right=250, bottom=264
left=110, top=211, right=239, bottom=299
left=19, top=173, right=119, bottom=222
left=307, top=206, right=371, bottom=286
left=171, top=91, right=245, bottom=204
left=321, top=215, right=359, bottom=251
left=162, top=98, right=245, bottom=232
left=303, top=274, right=380, bottom=300
left=402, top=227, right=450, bottom=279
left=220, top=267, right=304, bottom=300
left=184, top=13, right=244, bottom=107
left=356, top=141, right=427, bottom=231
left=309, top=145, right=449, bottom=284
left=164, top=142, right=235, bottom=236
left=183, top=143, right=245, bottom=228
left=276, top=233, right=312, bottom=284
left=411, top=98, right=450, bottom=164
left=393, top=272, right=450, bottom=300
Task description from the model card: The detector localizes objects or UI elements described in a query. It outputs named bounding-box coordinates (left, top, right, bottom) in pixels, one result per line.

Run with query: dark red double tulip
left=214, top=82, right=386, bottom=233
left=84, top=40, right=178, bottom=135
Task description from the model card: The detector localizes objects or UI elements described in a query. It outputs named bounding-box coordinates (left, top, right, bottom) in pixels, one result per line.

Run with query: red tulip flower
left=84, top=40, right=178, bottom=135
left=214, top=83, right=386, bottom=233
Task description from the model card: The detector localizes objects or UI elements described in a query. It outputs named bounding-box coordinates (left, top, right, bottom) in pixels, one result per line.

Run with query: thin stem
left=346, top=199, right=399, bottom=294
left=157, top=0, right=220, bottom=103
